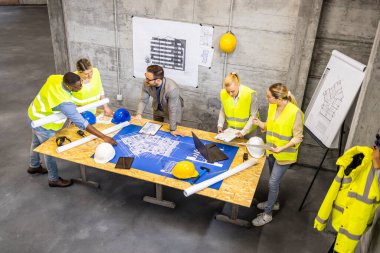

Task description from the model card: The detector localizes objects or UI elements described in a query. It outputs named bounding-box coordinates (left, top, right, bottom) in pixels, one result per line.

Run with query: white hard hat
left=247, top=136, right=265, bottom=158
left=94, top=143, right=115, bottom=164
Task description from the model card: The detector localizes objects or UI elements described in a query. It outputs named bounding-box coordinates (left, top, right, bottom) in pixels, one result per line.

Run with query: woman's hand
left=252, top=117, right=263, bottom=128
left=270, top=146, right=284, bottom=153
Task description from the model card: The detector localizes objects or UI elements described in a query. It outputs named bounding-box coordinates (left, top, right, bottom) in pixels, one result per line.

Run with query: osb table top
left=34, top=118, right=265, bottom=207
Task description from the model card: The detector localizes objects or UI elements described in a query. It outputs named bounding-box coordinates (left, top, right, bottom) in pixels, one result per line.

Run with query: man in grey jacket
left=134, top=65, right=185, bottom=136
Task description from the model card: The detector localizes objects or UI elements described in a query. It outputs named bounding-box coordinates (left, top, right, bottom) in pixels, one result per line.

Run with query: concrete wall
left=298, top=0, right=380, bottom=168
left=20, top=0, right=46, bottom=4
left=346, top=21, right=380, bottom=150
left=54, top=0, right=319, bottom=131
left=48, top=0, right=380, bottom=170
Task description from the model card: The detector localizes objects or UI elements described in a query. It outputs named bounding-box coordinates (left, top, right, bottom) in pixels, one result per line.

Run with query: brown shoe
left=48, top=177, right=73, bottom=188
left=27, top=165, right=48, bottom=174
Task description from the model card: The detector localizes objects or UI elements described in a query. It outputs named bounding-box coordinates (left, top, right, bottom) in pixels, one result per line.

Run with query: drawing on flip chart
left=320, top=79, right=344, bottom=122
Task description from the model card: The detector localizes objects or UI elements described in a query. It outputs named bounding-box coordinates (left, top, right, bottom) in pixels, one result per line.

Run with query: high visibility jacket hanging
left=220, top=84, right=258, bottom=133
left=314, top=146, right=380, bottom=253
left=27, top=75, right=73, bottom=131
left=266, top=102, right=303, bottom=163
left=72, top=67, right=102, bottom=113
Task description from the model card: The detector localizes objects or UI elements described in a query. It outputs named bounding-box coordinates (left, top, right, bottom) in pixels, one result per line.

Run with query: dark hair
left=76, top=58, right=92, bottom=72
left=269, top=83, right=298, bottom=106
left=146, top=65, right=164, bottom=80
left=63, top=72, right=81, bottom=86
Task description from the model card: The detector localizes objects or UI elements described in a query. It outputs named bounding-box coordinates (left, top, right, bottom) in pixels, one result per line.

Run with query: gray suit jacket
left=137, top=77, right=184, bottom=131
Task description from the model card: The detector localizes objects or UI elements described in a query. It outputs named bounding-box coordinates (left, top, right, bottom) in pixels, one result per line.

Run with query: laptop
left=192, top=132, right=228, bottom=163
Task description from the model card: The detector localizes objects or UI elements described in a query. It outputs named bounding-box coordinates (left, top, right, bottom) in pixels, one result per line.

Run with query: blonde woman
left=218, top=72, right=259, bottom=138
left=73, top=58, right=113, bottom=116
left=251, top=83, right=304, bottom=226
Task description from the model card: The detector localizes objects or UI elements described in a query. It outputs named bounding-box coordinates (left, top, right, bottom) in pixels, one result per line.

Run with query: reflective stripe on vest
left=266, top=102, right=303, bottom=162
left=314, top=146, right=380, bottom=253
left=72, top=67, right=102, bottom=107
left=27, top=75, right=73, bottom=131
left=220, top=85, right=258, bottom=133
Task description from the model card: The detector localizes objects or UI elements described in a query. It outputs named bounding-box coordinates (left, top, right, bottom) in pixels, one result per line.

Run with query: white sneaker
left=252, top=213, right=273, bottom=226
left=257, top=201, right=280, bottom=211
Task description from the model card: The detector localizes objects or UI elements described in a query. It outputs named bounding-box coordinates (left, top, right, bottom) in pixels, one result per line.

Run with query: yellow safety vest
left=72, top=67, right=102, bottom=113
left=266, top=102, right=303, bottom=163
left=314, top=146, right=380, bottom=253
left=27, top=75, right=73, bottom=131
left=220, top=85, right=258, bottom=133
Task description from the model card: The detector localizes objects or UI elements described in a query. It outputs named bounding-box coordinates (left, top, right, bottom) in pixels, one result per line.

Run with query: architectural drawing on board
left=320, top=80, right=344, bottom=122
left=200, top=25, right=213, bottom=47
left=201, top=49, right=209, bottom=64
left=150, top=37, right=186, bottom=71
left=119, top=133, right=180, bottom=158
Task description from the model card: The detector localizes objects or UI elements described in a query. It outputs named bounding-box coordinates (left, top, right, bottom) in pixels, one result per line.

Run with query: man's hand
left=131, top=114, right=143, bottom=124
left=235, top=131, right=243, bottom=138
left=373, top=145, right=380, bottom=169
left=103, top=136, right=117, bottom=146
left=217, top=127, right=223, bottom=134
left=170, top=129, right=185, bottom=137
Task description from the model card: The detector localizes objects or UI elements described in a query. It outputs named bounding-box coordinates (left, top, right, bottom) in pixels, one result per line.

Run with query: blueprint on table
left=103, top=124, right=239, bottom=190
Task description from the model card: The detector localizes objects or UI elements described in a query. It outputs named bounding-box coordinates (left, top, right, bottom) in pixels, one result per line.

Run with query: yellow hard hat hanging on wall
left=219, top=32, right=237, bottom=54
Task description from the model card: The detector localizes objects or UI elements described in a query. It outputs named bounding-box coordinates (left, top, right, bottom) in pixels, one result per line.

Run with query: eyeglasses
left=145, top=77, right=157, bottom=82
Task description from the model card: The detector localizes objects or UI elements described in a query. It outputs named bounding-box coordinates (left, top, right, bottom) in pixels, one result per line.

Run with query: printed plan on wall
left=133, top=17, right=210, bottom=87
left=304, top=50, right=366, bottom=148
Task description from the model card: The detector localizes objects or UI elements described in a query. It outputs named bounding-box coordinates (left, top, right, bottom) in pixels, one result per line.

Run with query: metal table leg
left=215, top=204, right=251, bottom=227
left=72, top=164, right=100, bottom=188
left=143, top=184, right=176, bottom=208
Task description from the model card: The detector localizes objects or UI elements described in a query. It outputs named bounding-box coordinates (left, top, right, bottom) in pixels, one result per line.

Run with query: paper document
left=236, top=143, right=273, bottom=150
left=139, top=122, right=162, bottom=135
left=214, top=128, right=240, bottom=142
left=96, top=112, right=112, bottom=124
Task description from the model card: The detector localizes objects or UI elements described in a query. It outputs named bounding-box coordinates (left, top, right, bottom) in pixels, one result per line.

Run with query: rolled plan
left=56, top=121, right=129, bottom=153
left=183, top=158, right=257, bottom=197
left=31, top=98, right=110, bottom=128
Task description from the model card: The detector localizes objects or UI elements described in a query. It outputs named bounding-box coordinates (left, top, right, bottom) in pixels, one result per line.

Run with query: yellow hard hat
left=219, top=32, right=237, bottom=53
left=172, top=161, right=199, bottom=179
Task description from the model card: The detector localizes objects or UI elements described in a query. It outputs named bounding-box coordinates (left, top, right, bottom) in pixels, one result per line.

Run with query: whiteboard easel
left=299, top=50, right=366, bottom=211
left=304, top=50, right=366, bottom=148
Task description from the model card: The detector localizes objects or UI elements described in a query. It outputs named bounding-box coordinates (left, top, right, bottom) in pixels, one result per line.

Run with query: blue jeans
left=264, top=155, right=290, bottom=214
left=29, top=126, right=59, bottom=181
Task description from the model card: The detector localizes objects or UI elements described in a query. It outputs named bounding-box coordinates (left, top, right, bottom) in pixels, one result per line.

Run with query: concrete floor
left=0, top=6, right=338, bottom=253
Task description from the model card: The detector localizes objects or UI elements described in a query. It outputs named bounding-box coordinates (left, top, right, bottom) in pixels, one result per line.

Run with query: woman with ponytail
left=73, top=58, right=113, bottom=116
left=251, top=83, right=304, bottom=226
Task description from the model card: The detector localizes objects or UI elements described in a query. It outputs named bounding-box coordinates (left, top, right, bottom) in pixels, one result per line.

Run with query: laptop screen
left=192, top=132, right=209, bottom=160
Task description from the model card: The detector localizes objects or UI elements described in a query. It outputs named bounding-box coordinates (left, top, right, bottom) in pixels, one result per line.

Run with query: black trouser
left=153, top=109, right=165, bottom=122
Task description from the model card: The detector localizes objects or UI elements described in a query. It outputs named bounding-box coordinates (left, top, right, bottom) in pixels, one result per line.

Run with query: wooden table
left=35, top=119, right=265, bottom=227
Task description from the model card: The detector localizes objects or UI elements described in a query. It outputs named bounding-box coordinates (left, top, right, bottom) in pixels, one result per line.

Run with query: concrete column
left=286, top=0, right=323, bottom=105
left=345, top=21, right=380, bottom=149
left=46, top=0, right=70, bottom=73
